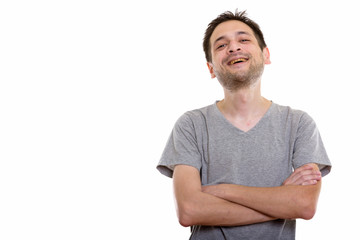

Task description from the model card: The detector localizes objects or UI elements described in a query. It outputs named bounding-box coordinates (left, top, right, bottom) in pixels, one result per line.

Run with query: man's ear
left=263, top=47, right=271, bottom=65
left=207, top=62, right=216, bottom=78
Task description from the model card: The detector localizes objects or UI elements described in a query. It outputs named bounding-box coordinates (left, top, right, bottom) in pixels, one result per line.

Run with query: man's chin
left=218, top=77, right=257, bottom=91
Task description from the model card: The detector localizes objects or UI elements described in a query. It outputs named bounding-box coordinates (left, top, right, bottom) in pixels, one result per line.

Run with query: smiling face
left=207, top=20, right=271, bottom=91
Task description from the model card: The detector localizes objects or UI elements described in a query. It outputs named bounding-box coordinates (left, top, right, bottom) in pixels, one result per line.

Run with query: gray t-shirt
left=157, top=102, right=331, bottom=240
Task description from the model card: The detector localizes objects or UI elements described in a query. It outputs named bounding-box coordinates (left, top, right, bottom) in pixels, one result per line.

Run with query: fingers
left=293, top=169, right=321, bottom=185
left=301, top=179, right=320, bottom=186
left=283, top=164, right=322, bottom=186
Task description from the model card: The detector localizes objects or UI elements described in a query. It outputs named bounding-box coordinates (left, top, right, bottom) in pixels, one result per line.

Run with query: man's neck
left=217, top=82, right=271, bottom=131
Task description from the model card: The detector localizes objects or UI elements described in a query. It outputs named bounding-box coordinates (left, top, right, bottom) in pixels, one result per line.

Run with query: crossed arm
left=173, top=163, right=322, bottom=227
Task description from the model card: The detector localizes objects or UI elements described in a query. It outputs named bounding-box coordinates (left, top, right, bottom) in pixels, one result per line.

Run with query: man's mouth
left=229, top=58, right=248, bottom=65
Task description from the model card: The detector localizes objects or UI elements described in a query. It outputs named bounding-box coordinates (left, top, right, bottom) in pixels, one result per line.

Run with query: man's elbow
left=299, top=204, right=316, bottom=220
left=177, top=201, right=197, bottom=227
left=178, top=214, right=192, bottom=227
left=297, top=194, right=318, bottom=220
left=296, top=181, right=321, bottom=220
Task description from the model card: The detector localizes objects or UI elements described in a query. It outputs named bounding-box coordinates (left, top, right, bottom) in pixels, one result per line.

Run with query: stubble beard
left=214, top=57, right=265, bottom=91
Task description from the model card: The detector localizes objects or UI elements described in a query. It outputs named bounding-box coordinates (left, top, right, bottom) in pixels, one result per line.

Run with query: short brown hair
left=203, top=10, right=267, bottom=63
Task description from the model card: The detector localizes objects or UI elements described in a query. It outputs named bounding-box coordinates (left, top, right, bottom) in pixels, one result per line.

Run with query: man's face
left=207, top=20, right=271, bottom=91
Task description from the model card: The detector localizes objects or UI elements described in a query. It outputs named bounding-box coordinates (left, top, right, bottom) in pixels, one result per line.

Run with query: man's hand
left=282, top=163, right=321, bottom=186
left=203, top=163, right=322, bottom=197
left=200, top=163, right=322, bottom=220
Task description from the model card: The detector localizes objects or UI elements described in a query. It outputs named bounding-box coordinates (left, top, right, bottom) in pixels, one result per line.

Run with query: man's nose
left=228, top=42, right=241, bottom=54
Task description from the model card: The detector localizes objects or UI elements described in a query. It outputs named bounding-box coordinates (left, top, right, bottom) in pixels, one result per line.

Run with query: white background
left=1, top=0, right=359, bottom=239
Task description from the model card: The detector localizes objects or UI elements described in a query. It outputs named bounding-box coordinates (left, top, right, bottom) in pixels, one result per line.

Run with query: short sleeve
left=156, top=113, right=202, bottom=178
left=292, top=112, right=332, bottom=177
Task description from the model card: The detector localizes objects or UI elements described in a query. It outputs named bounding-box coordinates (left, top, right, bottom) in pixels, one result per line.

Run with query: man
left=157, top=10, right=331, bottom=239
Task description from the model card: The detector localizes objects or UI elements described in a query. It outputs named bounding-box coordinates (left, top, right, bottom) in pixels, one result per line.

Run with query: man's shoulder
left=172, top=103, right=216, bottom=132
left=179, top=103, right=215, bottom=120
left=188, top=102, right=215, bottom=114
left=271, top=102, right=308, bottom=118
left=271, top=102, right=316, bottom=129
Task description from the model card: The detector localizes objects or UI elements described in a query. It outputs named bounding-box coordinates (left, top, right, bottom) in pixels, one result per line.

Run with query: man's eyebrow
left=213, top=31, right=251, bottom=46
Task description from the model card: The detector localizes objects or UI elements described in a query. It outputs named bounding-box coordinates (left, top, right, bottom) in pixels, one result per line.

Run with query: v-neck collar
left=213, top=100, right=274, bottom=134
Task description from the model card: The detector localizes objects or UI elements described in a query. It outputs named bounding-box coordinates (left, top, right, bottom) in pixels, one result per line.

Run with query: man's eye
left=240, top=39, right=249, bottom=42
left=217, top=44, right=226, bottom=49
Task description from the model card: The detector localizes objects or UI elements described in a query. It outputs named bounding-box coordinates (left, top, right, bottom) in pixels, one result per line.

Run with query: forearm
left=176, top=190, right=275, bottom=227
left=173, top=165, right=275, bottom=227
left=203, top=182, right=321, bottom=220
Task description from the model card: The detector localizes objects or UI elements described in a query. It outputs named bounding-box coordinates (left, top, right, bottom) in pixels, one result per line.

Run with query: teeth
left=230, top=58, right=247, bottom=64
